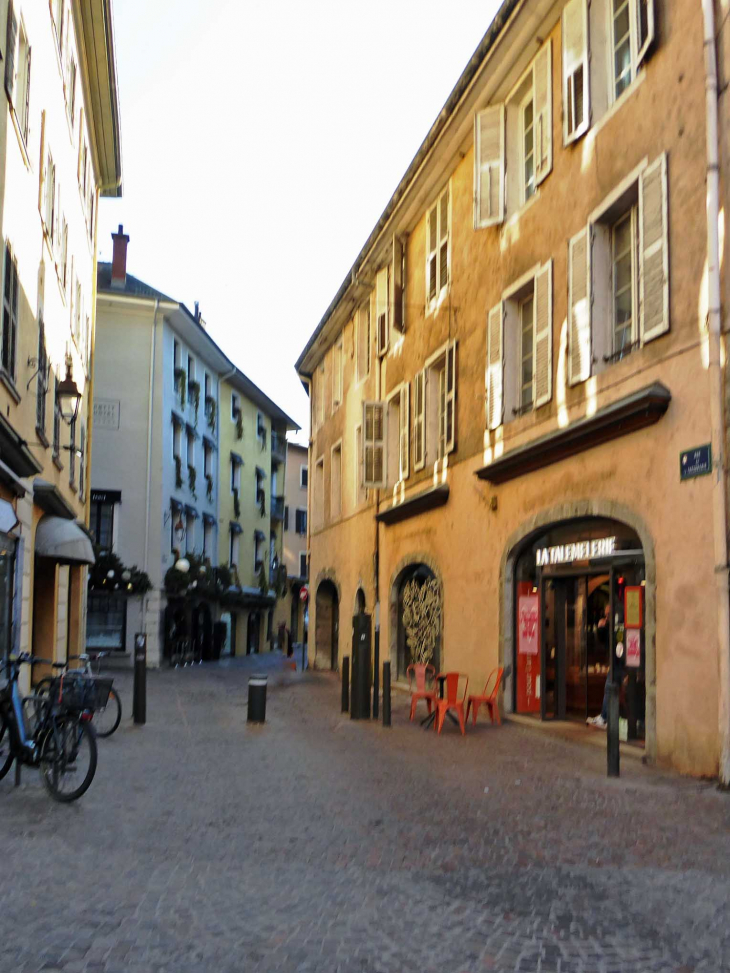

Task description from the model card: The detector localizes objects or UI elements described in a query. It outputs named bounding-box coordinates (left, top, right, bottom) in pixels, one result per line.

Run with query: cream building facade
left=272, top=441, right=309, bottom=646
left=0, top=0, right=121, bottom=685
left=297, top=0, right=730, bottom=777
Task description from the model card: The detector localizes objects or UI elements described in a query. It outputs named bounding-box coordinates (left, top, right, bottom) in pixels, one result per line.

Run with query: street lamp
left=175, top=557, right=190, bottom=573
left=56, top=355, right=82, bottom=425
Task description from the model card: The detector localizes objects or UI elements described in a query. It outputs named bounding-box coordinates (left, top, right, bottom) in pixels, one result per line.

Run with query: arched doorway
left=511, top=516, right=646, bottom=744
left=315, top=580, right=339, bottom=670
left=394, top=564, right=442, bottom=680
left=355, top=588, right=366, bottom=614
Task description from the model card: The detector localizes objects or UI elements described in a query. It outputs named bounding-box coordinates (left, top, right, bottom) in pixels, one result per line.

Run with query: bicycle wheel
left=0, top=714, right=14, bottom=781
left=39, top=716, right=97, bottom=802
left=93, top=687, right=121, bottom=738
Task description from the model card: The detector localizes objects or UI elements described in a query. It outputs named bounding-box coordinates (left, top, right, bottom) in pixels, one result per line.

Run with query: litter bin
left=248, top=674, right=267, bottom=723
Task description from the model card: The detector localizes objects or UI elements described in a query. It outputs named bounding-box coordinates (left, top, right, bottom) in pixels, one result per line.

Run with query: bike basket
left=91, top=677, right=113, bottom=710
left=52, top=674, right=97, bottom=713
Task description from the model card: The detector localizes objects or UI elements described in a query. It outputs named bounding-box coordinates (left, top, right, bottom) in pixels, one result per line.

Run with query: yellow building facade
left=297, top=0, right=730, bottom=777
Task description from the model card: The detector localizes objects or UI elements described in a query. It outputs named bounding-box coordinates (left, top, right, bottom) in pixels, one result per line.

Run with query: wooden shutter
left=376, top=266, right=388, bottom=355
left=533, top=261, right=553, bottom=408
left=474, top=105, right=505, bottom=228
left=533, top=40, right=552, bottom=186
left=486, top=303, right=504, bottom=431
left=363, top=401, right=385, bottom=488
left=426, top=202, right=438, bottom=304
left=636, top=0, right=655, bottom=68
left=22, top=45, right=31, bottom=142
left=439, top=187, right=449, bottom=290
left=444, top=342, right=456, bottom=453
left=399, top=385, right=409, bottom=480
left=5, top=1, right=17, bottom=103
left=392, top=235, right=405, bottom=333
left=562, top=0, right=590, bottom=144
left=568, top=227, right=592, bottom=384
left=639, top=153, right=669, bottom=343
left=413, top=369, right=425, bottom=470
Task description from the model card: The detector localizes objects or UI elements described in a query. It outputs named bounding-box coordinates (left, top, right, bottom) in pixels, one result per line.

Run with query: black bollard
left=607, top=680, right=620, bottom=777
left=341, top=656, right=350, bottom=713
left=382, top=661, right=391, bottom=727
left=248, top=674, right=267, bottom=723
left=133, top=634, right=147, bottom=725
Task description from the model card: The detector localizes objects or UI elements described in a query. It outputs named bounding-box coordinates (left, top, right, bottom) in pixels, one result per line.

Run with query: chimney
left=111, top=224, right=129, bottom=288
left=194, top=301, right=200, bottom=321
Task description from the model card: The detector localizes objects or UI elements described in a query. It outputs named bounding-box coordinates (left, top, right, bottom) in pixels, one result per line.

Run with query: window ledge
left=0, top=371, right=21, bottom=404
left=52, top=453, right=64, bottom=472
left=376, top=484, right=450, bottom=526
left=35, top=427, right=50, bottom=449
left=9, top=107, right=31, bottom=171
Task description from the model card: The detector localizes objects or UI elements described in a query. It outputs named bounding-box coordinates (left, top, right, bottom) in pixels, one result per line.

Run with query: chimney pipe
left=194, top=301, right=200, bottom=321
left=111, top=224, right=129, bottom=289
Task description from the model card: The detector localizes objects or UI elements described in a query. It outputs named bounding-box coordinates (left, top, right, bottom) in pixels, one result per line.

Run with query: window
left=254, top=532, right=264, bottom=572
left=300, top=465, right=308, bottom=488
left=86, top=594, right=126, bottom=653
left=425, top=185, right=449, bottom=311
left=255, top=468, right=266, bottom=511
left=187, top=354, right=196, bottom=384
left=43, top=148, right=56, bottom=241
left=36, top=320, right=48, bottom=435
left=521, top=92, right=536, bottom=203
left=562, top=0, right=590, bottom=144
left=284, top=505, right=289, bottom=531
left=74, top=279, right=82, bottom=347
left=53, top=392, right=61, bottom=461
left=171, top=503, right=183, bottom=554
left=356, top=301, right=370, bottom=380
left=186, top=429, right=195, bottom=468
left=568, top=154, right=668, bottom=385
left=487, top=263, right=552, bottom=430
left=173, top=339, right=181, bottom=372
left=332, top=338, right=343, bottom=410
left=385, top=386, right=409, bottom=487
left=90, top=501, right=115, bottom=550
left=204, top=442, right=212, bottom=478
left=299, top=552, right=308, bottom=579
left=172, top=420, right=182, bottom=460
left=229, top=529, right=240, bottom=569
left=186, top=514, right=195, bottom=554
left=257, top=412, right=266, bottom=439
left=354, top=424, right=366, bottom=505
left=231, top=392, right=240, bottom=420
left=5, top=5, right=31, bottom=146
left=415, top=341, right=457, bottom=465
left=79, top=424, right=85, bottom=499
left=317, top=362, right=325, bottom=427
left=203, top=519, right=213, bottom=559
left=230, top=455, right=241, bottom=494
left=362, top=403, right=385, bottom=489
left=204, top=372, right=210, bottom=400
left=1, top=243, right=18, bottom=380
left=51, top=0, right=64, bottom=52
left=313, top=458, right=324, bottom=528
left=376, top=266, right=388, bottom=356
left=413, top=372, right=425, bottom=471
left=611, top=0, right=653, bottom=100
left=69, top=417, right=76, bottom=485
left=295, top=508, right=307, bottom=535
left=330, top=443, right=342, bottom=519
left=391, top=234, right=405, bottom=335
left=66, top=56, right=76, bottom=126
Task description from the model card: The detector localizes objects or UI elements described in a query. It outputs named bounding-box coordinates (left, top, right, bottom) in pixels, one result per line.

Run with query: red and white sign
left=626, top=629, right=641, bottom=667
left=299, top=585, right=309, bottom=603
left=518, top=594, right=539, bottom=655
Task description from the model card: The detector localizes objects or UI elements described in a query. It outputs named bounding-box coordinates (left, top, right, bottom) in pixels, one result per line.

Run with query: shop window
left=0, top=533, right=16, bottom=664
left=86, top=594, right=127, bottom=653
left=395, top=564, right=441, bottom=681
left=90, top=499, right=115, bottom=550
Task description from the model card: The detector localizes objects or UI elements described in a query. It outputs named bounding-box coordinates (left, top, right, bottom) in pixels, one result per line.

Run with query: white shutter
left=636, top=0, right=655, bottom=68
left=5, top=1, right=17, bottom=104
left=533, top=261, right=553, bottom=408
left=363, top=401, right=385, bottom=488
left=413, top=370, right=425, bottom=470
left=474, top=105, right=505, bottom=228
left=439, top=187, right=449, bottom=291
left=392, top=235, right=404, bottom=333
left=486, top=303, right=504, bottom=431
left=445, top=341, right=456, bottom=453
left=568, top=227, right=592, bottom=384
left=562, top=0, right=590, bottom=144
left=533, top=41, right=552, bottom=185
left=639, top=153, right=669, bottom=343
left=426, top=202, right=438, bottom=305
left=376, top=266, right=388, bottom=355
left=399, top=385, right=409, bottom=480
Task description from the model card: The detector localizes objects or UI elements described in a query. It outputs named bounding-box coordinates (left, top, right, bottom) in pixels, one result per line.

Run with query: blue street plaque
left=680, top=444, right=712, bottom=481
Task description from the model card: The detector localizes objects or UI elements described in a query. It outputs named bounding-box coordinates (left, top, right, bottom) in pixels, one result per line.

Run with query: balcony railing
left=271, top=495, right=285, bottom=521
left=271, top=431, right=286, bottom=461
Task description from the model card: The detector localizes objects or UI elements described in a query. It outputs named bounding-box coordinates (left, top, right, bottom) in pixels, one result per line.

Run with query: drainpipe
left=702, top=0, right=730, bottom=785
left=142, top=299, right=160, bottom=642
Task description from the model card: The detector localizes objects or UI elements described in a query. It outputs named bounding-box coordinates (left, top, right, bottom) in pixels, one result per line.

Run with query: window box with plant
left=234, top=408, right=243, bottom=441
left=174, top=455, right=183, bottom=489
left=174, top=367, right=186, bottom=407
left=258, top=489, right=266, bottom=517
left=188, top=464, right=197, bottom=498
left=205, top=395, right=216, bottom=431
left=206, top=472, right=213, bottom=502
left=233, top=486, right=241, bottom=520
left=189, top=380, right=201, bottom=423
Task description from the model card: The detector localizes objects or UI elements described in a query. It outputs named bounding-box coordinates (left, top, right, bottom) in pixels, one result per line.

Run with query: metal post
left=382, top=660, right=391, bottom=727
left=133, top=633, right=147, bottom=725
left=341, top=656, right=349, bottom=713
left=607, top=680, right=620, bottom=777
left=372, top=626, right=380, bottom=720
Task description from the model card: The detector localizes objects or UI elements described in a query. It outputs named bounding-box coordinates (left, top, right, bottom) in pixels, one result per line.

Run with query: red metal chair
left=466, top=667, right=505, bottom=726
left=433, top=672, right=469, bottom=735
left=407, top=663, right=437, bottom=721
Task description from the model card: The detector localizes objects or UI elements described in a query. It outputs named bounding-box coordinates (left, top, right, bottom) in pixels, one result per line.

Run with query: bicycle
left=0, top=653, right=98, bottom=802
left=35, top=652, right=121, bottom=738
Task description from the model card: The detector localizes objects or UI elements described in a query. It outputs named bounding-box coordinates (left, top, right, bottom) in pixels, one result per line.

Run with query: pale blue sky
left=99, top=0, right=499, bottom=440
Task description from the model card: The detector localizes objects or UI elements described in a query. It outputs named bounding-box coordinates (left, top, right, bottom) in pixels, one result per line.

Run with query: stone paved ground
left=1, top=655, right=730, bottom=973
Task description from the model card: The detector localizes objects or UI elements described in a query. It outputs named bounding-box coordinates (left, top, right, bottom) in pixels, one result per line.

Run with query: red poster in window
left=626, top=628, right=641, bottom=667
left=516, top=583, right=540, bottom=713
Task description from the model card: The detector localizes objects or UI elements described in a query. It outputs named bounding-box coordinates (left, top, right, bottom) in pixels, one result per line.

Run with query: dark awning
left=170, top=497, right=184, bottom=512
left=203, top=435, right=216, bottom=451
left=229, top=521, right=243, bottom=535
left=376, top=484, right=450, bottom=526
left=230, top=451, right=243, bottom=465
left=255, top=466, right=267, bottom=479
left=185, top=504, right=198, bottom=519
left=254, top=529, right=265, bottom=541
left=203, top=512, right=216, bottom=526
left=0, top=413, right=42, bottom=478
left=185, top=423, right=199, bottom=440
left=35, top=516, right=95, bottom=565
left=171, top=411, right=185, bottom=428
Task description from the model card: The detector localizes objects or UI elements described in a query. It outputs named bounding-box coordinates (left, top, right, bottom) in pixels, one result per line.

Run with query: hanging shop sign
left=624, top=586, right=643, bottom=628
left=299, top=585, right=309, bottom=603
left=680, top=444, right=712, bottom=481
left=626, top=629, right=641, bottom=667
left=90, top=489, right=122, bottom=505
left=536, top=536, right=616, bottom=567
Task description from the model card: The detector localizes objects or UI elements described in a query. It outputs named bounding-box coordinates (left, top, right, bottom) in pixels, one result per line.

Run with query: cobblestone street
left=1, top=656, right=729, bottom=973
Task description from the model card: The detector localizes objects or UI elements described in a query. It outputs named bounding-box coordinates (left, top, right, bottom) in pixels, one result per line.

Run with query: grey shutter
left=639, top=153, right=669, bottom=343
left=413, top=370, right=425, bottom=470
left=392, top=235, right=404, bottom=333
left=562, top=0, right=590, bottom=144
left=399, top=385, right=409, bottom=480
left=22, top=45, right=31, bottom=142
left=474, top=105, right=505, bottom=228
left=363, top=401, right=385, bottom=488
left=486, top=303, right=504, bottom=431
left=445, top=341, right=456, bottom=453
left=636, top=0, right=655, bottom=67
left=533, top=262, right=553, bottom=408
left=568, top=227, right=592, bottom=384
left=533, top=41, right=552, bottom=185
left=5, top=1, right=17, bottom=103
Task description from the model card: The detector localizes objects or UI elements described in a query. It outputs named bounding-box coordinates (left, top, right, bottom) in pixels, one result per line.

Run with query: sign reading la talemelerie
left=536, top=536, right=616, bottom=567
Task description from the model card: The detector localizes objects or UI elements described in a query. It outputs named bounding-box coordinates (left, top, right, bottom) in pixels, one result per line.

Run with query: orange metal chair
left=466, top=667, right=505, bottom=726
left=433, top=672, right=469, bottom=735
left=407, top=663, right=437, bottom=721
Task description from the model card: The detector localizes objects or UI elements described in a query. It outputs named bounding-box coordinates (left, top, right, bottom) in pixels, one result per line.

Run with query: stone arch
left=500, top=499, right=657, bottom=762
left=314, top=569, right=341, bottom=671
left=388, top=552, right=444, bottom=682
left=353, top=586, right=367, bottom=615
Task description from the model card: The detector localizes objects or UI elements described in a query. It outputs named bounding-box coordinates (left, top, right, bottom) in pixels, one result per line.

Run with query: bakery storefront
left=513, top=518, right=646, bottom=745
